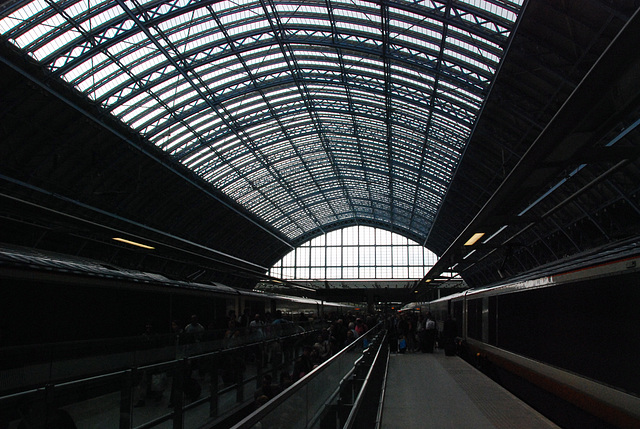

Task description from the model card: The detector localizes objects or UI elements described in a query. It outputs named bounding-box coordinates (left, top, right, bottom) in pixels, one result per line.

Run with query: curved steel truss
left=0, top=0, right=523, bottom=243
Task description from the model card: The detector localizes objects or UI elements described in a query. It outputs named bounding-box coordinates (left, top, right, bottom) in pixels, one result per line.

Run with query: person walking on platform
left=423, top=312, right=436, bottom=353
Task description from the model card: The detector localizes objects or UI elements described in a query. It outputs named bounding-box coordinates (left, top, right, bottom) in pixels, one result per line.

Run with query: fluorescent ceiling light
left=464, top=232, right=485, bottom=246
left=113, top=237, right=155, bottom=249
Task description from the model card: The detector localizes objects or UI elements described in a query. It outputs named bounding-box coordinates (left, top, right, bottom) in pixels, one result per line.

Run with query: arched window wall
left=269, top=225, right=439, bottom=280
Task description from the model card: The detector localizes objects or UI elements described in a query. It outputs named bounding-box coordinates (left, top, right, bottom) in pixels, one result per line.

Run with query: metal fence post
left=119, top=369, right=134, bottom=429
left=210, top=355, right=219, bottom=418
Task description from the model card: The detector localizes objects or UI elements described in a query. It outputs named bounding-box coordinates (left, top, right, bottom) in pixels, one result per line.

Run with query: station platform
left=381, top=350, right=560, bottom=429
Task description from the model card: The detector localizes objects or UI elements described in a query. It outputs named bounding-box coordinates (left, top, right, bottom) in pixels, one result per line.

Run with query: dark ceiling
left=1, top=0, right=640, bottom=300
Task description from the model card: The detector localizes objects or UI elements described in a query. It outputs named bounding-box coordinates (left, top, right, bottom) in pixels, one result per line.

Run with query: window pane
left=393, top=246, right=408, bottom=265
left=377, top=266, right=392, bottom=278
left=344, top=227, right=358, bottom=244
left=327, top=267, right=341, bottom=278
left=296, top=266, right=310, bottom=279
left=343, top=246, right=358, bottom=266
left=360, top=266, right=375, bottom=278
left=327, top=247, right=341, bottom=265
left=296, top=247, right=309, bottom=266
left=408, top=267, right=422, bottom=278
left=359, top=226, right=375, bottom=245
left=344, top=266, right=358, bottom=279
left=360, top=246, right=375, bottom=266
left=311, top=247, right=325, bottom=266
left=424, top=250, right=437, bottom=266
left=393, top=266, right=408, bottom=279
left=326, top=230, right=341, bottom=245
left=408, top=246, right=423, bottom=265
left=282, top=252, right=295, bottom=266
left=376, top=229, right=391, bottom=245
left=392, top=233, right=407, bottom=245
left=310, top=235, right=325, bottom=246
left=282, top=267, right=294, bottom=279
left=376, top=246, right=392, bottom=265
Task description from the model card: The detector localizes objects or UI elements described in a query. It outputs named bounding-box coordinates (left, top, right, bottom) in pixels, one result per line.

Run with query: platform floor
left=381, top=350, right=560, bottom=429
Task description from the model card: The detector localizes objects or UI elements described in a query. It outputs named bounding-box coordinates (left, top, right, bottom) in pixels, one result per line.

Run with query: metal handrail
left=343, top=330, right=388, bottom=429
left=374, top=343, right=391, bottom=429
left=0, top=322, right=323, bottom=397
left=0, top=326, right=325, bottom=429
left=230, top=322, right=383, bottom=429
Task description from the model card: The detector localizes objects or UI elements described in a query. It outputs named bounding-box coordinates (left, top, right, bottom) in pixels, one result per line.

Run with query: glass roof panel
left=1, top=0, right=524, bottom=242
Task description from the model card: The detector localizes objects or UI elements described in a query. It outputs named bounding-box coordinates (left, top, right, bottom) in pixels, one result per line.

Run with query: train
left=403, top=243, right=640, bottom=429
left=0, top=244, right=353, bottom=348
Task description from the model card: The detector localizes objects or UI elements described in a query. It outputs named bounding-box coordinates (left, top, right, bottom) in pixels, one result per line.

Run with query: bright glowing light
left=113, top=237, right=155, bottom=249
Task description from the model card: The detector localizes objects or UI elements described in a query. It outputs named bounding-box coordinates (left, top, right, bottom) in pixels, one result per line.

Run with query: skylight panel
left=119, top=92, right=154, bottom=119
left=244, top=51, right=286, bottom=66
left=390, top=17, right=442, bottom=40
left=78, top=6, right=120, bottom=33
left=225, top=20, right=268, bottom=38
left=343, top=54, right=384, bottom=69
left=157, top=81, right=191, bottom=101
left=64, top=51, right=109, bottom=84
left=252, top=60, right=288, bottom=76
left=148, top=74, right=181, bottom=94
left=447, top=34, right=496, bottom=61
left=33, top=28, right=83, bottom=61
left=217, top=4, right=263, bottom=26
left=183, top=146, right=212, bottom=167
left=287, top=16, right=331, bottom=28
left=167, top=91, right=198, bottom=111
left=196, top=61, right=245, bottom=82
left=181, top=32, right=222, bottom=53
left=91, top=73, right=128, bottom=100
left=131, top=107, right=166, bottom=131
left=128, top=56, right=167, bottom=79
left=190, top=112, right=219, bottom=134
left=444, top=47, right=493, bottom=74
left=288, top=4, right=327, bottom=15
left=224, top=92, right=264, bottom=112
left=233, top=99, right=269, bottom=118
left=159, top=132, right=190, bottom=153
left=0, top=15, right=22, bottom=34
left=460, top=0, right=519, bottom=22
left=337, top=7, right=378, bottom=24
left=458, top=8, right=509, bottom=34
left=335, top=19, right=378, bottom=35
left=0, top=0, right=47, bottom=35
left=191, top=151, right=218, bottom=172
left=120, top=103, right=157, bottom=126
left=390, top=31, right=439, bottom=53
left=157, top=9, right=199, bottom=32
left=267, top=93, right=306, bottom=108
left=87, top=59, right=121, bottom=84
left=109, top=41, right=144, bottom=65
left=14, top=28, right=45, bottom=55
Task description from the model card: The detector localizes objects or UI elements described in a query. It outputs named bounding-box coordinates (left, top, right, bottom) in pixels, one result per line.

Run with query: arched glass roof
left=0, top=0, right=524, bottom=243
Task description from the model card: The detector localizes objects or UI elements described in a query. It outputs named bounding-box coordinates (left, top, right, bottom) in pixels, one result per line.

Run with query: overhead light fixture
left=463, top=249, right=476, bottom=260
left=464, top=232, right=485, bottom=246
left=482, top=225, right=508, bottom=244
left=113, top=237, right=155, bottom=249
left=425, top=279, right=432, bottom=283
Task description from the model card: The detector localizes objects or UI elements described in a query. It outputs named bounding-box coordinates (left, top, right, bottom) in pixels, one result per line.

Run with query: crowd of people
left=252, top=312, right=378, bottom=408
left=385, top=311, right=457, bottom=355
left=132, top=309, right=457, bottom=411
